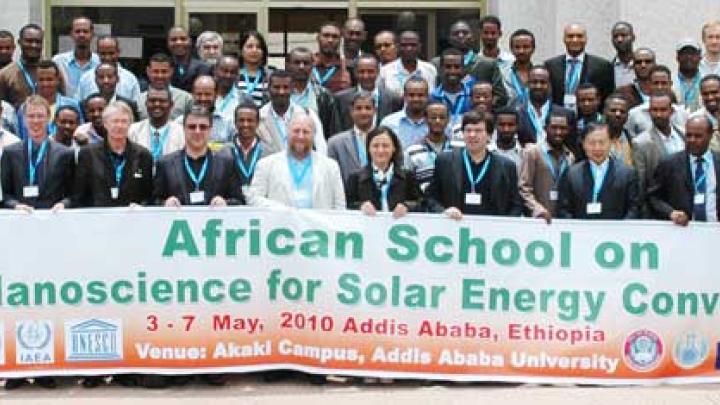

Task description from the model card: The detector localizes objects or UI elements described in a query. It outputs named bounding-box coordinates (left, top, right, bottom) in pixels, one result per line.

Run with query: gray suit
left=327, top=129, right=364, bottom=189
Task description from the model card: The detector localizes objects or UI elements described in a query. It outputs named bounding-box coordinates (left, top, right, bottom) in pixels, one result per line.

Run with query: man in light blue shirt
left=52, top=17, right=99, bottom=98
left=74, top=36, right=140, bottom=102
left=379, top=77, right=429, bottom=150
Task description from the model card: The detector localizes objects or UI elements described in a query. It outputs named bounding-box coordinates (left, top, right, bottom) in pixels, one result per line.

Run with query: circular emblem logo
left=623, top=329, right=663, bottom=372
left=672, top=331, right=709, bottom=370
left=17, top=321, right=51, bottom=350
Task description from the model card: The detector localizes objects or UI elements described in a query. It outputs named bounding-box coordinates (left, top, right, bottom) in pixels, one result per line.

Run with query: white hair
left=102, top=100, right=134, bottom=124
left=196, top=31, right=223, bottom=52
left=288, top=110, right=316, bottom=133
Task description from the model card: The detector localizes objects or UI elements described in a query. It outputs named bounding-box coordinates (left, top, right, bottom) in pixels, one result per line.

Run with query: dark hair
left=426, top=101, right=449, bottom=114
left=649, top=89, right=673, bottom=101
left=701, top=74, right=720, bottom=87
left=649, top=64, right=671, bottom=78
left=576, top=82, right=598, bottom=95
left=96, top=35, right=119, bottom=48
left=366, top=126, right=403, bottom=169
left=374, top=30, right=396, bottom=44
left=611, top=21, right=634, bottom=33
left=461, top=110, right=494, bottom=134
left=183, top=104, right=213, bottom=126
left=147, top=85, right=172, bottom=100
left=510, top=29, right=535, bottom=48
left=239, top=30, right=269, bottom=67
left=0, top=30, right=14, bottom=41
left=546, top=109, right=571, bottom=126
left=319, top=21, right=342, bottom=32
left=19, top=24, right=42, bottom=39
left=440, top=47, right=464, bottom=64
left=55, top=104, right=81, bottom=120
left=403, top=76, right=428, bottom=93
left=149, top=52, right=175, bottom=68
left=351, top=92, right=375, bottom=107
left=234, top=101, right=260, bottom=121
left=71, top=16, right=94, bottom=31
left=480, top=15, right=502, bottom=30
left=95, top=62, right=118, bottom=76
left=82, top=93, right=107, bottom=117
left=357, top=53, right=379, bottom=67
left=584, top=122, right=610, bottom=139
left=269, top=69, right=293, bottom=86
left=529, top=64, right=549, bottom=75
left=398, top=30, right=420, bottom=41
left=687, top=115, right=714, bottom=134
left=494, top=105, right=518, bottom=121
left=36, top=59, right=60, bottom=74
left=286, top=46, right=312, bottom=64
left=604, top=92, right=629, bottom=108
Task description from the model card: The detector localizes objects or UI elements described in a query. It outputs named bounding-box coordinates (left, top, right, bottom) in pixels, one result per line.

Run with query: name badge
left=23, top=186, right=39, bottom=198
left=563, top=94, right=577, bottom=110
left=549, top=190, right=559, bottom=201
left=134, top=171, right=143, bottom=179
left=110, top=187, right=119, bottom=200
left=694, top=194, right=706, bottom=205
left=587, top=202, right=602, bottom=214
left=465, top=193, right=482, bottom=205
left=190, top=190, right=205, bottom=204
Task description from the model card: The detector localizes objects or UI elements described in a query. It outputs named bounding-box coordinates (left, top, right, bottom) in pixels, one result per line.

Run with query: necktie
left=566, top=59, right=579, bottom=93
left=694, top=157, right=707, bottom=222
left=152, top=131, right=161, bottom=158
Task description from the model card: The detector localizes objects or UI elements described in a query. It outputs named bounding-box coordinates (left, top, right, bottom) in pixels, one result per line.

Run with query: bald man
left=544, top=23, right=614, bottom=110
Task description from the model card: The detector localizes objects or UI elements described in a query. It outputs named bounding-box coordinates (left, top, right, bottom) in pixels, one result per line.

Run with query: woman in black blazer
left=346, top=126, right=421, bottom=217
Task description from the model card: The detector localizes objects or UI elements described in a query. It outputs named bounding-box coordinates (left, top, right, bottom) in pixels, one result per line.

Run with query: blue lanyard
left=112, top=155, right=126, bottom=186
left=272, top=108, right=291, bottom=145
left=27, top=139, right=48, bottom=185
left=150, top=125, right=170, bottom=161
left=527, top=101, right=550, bottom=135
left=17, top=60, right=36, bottom=93
left=352, top=132, right=368, bottom=167
left=373, top=165, right=394, bottom=211
left=678, top=73, right=701, bottom=105
left=216, top=89, right=235, bottom=115
left=510, top=68, right=528, bottom=104
left=541, top=143, right=567, bottom=183
left=565, top=59, right=581, bottom=94
left=291, top=84, right=312, bottom=109
left=590, top=162, right=608, bottom=202
left=312, top=66, right=337, bottom=86
left=241, top=68, right=263, bottom=95
left=423, top=138, right=451, bottom=160
left=463, top=51, right=475, bottom=67
left=462, top=149, right=491, bottom=192
left=438, top=87, right=468, bottom=117
left=183, top=154, right=209, bottom=190
left=233, top=142, right=262, bottom=179
left=289, top=155, right=312, bottom=188
left=691, top=157, right=709, bottom=193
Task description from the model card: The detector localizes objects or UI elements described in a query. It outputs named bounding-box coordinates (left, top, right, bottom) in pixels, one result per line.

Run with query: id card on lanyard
left=541, top=143, right=567, bottom=201
left=587, top=162, right=608, bottom=214
left=110, top=155, right=126, bottom=200
left=462, top=149, right=491, bottom=205
left=24, top=139, right=48, bottom=198
left=184, top=154, right=209, bottom=204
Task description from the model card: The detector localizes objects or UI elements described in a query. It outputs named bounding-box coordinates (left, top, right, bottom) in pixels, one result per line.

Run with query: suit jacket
left=1, top=139, right=74, bottom=208
left=426, top=149, right=523, bottom=216
left=346, top=165, right=421, bottom=211
left=334, top=85, right=402, bottom=131
left=248, top=151, right=346, bottom=210
left=431, top=54, right=509, bottom=108
left=128, top=119, right=185, bottom=158
left=73, top=140, right=153, bottom=207
left=647, top=151, right=720, bottom=220
left=257, top=103, right=328, bottom=155
left=309, top=83, right=342, bottom=138
left=557, top=158, right=640, bottom=219
left=327, top=129, right=365, bottom=189
left=544, top=54, right=615, bottom=106
left=153, top=149, right=244, bottom=206
left=616, top=83, right=645, bottom=110
left=515, top=101, right=579, bottom=155
left=216, top=138, right=273, bottom=186
left=519, top=142, right=575, bottom=217
left=171, top=57, right=211, bottom=92
left=631, top=127, right=686, bottom=215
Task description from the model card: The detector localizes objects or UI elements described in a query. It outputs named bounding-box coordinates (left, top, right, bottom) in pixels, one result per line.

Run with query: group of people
left=0, top=11, right=718, bottom=389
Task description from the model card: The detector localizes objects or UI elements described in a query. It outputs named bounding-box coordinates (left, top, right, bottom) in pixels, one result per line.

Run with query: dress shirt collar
left=565, top=52, right=586, bottom=65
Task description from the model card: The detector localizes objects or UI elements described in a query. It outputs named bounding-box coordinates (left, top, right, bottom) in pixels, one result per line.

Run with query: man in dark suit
left=73, top=101, right=153, bottom=207
left=430, top=19, right=508, bottom=109
left=427, top=110, right=522, bottom=218
left=517, top=65, right=577, bottom=153
left=544, top=23, right=614, bottom=110
left=95, top=62, right=139, bottom=120
left=648, top=116, right=720, bottom=225
left=167, top=26, right=211, bottom=92
left=334, top=54, right=402, bottom=131
left=557, top=122, right=640, bottom=219
left=328, top=93, right=375, bottom=188
left=154, top=105, right=244, bottom=207
left=1, top=95, right=74, bottom=211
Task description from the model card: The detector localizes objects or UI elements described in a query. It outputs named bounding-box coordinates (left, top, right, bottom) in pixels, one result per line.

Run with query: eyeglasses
left=186, top=124, right=211, bottom=131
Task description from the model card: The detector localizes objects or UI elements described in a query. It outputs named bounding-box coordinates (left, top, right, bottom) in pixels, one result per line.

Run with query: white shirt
left=379, top=58, right=437, bottom=97
left=654, top=126, right=685, bottom=155
left=690, top=151, right=717, bottom=222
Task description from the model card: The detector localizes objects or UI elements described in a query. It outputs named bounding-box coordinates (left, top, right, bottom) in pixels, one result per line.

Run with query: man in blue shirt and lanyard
left=379, top=76, right=429, bottom=150
left=52, top=17, right=100, bottom=99
left=0, top=24, right=43, bottom=109
left=430, top=48, right=473, bottom=131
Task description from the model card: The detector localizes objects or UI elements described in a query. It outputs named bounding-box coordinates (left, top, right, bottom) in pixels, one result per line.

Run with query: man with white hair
left=197, top=31, right=223, bottom=67
left=249, top=111, right=345, bottom=209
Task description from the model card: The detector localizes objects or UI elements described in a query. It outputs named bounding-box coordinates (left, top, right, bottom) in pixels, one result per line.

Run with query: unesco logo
left=65, top=319, right=123, bottom=362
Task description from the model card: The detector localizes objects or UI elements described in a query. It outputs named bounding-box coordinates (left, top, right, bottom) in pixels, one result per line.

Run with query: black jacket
left=648, top=151, right=720, bottom=220
left=153, top=149, right=244, bottom=206
left=1, top=139, right=74, bottom=209
left=346, top=165, right=421, bottom=211
left=334, top=85, right=403, bottom=132
left=73, top=140, right=154, bottom=207
left=171, top=57, right=212, bottom=92
left=310, top=83, right=342, bottom=139
left=515, top=101, right=581, bottom=157
left=544, top=53, right=615, bottom=106
left=557, top=158, right=640, bottom=219
left=426, top=149, right=523, bottom=216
